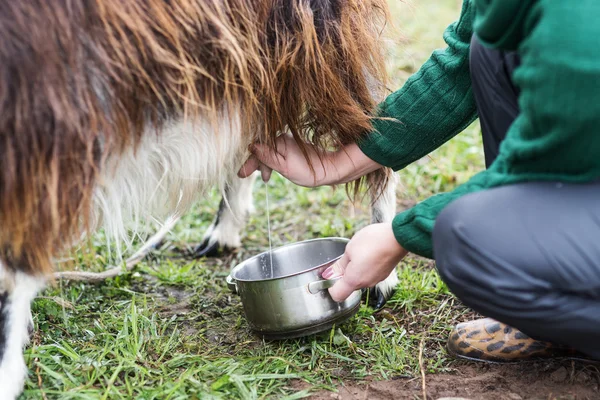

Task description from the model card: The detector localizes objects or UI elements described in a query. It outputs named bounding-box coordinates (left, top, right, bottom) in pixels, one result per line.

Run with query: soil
left=299, top=361, right=600, bottom=400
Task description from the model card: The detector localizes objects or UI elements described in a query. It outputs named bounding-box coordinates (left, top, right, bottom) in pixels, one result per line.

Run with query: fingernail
left=322, top=266, right=341, bottom=279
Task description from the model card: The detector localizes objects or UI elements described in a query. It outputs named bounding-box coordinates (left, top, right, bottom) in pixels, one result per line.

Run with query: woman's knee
left=432, top=194, right=494, bottom=294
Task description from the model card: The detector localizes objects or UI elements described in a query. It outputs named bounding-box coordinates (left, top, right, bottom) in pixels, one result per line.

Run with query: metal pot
left=226, top=238, right=361, bottom=340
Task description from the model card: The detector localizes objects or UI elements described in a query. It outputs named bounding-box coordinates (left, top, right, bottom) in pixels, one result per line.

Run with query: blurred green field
left=22, top=1, right=485, bottom=399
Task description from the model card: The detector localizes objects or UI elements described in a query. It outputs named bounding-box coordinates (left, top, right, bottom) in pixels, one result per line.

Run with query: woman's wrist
left=323, top=143, right=383, bottom=185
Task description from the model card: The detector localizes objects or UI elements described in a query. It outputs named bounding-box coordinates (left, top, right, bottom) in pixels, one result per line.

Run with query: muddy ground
left=152, top=254, right=600, bottom=400
left=300, top=361, right=600, bottom=400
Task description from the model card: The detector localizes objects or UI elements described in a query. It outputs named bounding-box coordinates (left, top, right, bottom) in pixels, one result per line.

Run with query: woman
left=239, top=0, right=600, bottom=363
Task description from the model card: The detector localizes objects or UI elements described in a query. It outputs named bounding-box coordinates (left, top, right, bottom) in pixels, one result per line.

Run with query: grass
left=22, top=1, right=485, bottom=399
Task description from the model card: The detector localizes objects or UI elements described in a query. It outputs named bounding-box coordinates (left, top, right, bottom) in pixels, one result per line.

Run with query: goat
left=0, top=0, right=397, bottom=397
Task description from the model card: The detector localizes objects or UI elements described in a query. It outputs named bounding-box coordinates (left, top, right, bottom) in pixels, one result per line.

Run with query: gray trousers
left=432, top=36, right=600, bottom=359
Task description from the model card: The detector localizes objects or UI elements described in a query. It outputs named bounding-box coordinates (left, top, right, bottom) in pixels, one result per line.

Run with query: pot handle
left=307, top=277, right=341, bottom=295
left=226, top=275, right=238, bottom=294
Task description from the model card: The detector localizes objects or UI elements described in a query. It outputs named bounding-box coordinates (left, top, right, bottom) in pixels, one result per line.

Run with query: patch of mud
left=152, top=283, right=251, bottom=346
left=299, top=361, right=600, bottom=400
left=153, top=285, right=194, bottom=313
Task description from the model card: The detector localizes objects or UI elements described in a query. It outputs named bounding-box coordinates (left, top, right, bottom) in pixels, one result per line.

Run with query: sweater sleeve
left=393, top=1, right=600, bottom=258
left=391, top=166, right=500, bottom=258
left=358, top=0, right=477, bottom=171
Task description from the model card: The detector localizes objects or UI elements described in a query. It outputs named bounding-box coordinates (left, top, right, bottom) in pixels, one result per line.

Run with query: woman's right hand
left=322, top=222, right=408, bottom=302
left=237, top=133, right=383, bottom=187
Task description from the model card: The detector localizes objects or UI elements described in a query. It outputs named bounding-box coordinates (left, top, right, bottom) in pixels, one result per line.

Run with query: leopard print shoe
left=447, top=318, right=586, bottom=363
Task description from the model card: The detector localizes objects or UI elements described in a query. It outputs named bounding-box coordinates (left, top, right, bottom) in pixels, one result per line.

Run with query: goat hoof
left=193, top=239, right=222, bottom=258
left=374, top=288, right=392, bottom=310
left=361, top=286, right=394, bottom=310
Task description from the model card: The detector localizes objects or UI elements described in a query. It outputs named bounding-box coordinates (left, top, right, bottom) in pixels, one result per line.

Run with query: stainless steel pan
left=227, top=238, right=361, bottom=339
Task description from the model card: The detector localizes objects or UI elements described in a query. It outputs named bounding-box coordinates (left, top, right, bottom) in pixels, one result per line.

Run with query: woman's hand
left=237, top=133, right=382, bottom=187
left=322, top=223, right=408, bottom=302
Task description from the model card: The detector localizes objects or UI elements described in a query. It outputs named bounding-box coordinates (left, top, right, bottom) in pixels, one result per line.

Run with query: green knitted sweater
left=359, top=0, right=600, bottom=258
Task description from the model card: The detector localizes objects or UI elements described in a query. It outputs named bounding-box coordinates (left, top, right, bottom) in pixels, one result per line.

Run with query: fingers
left=322, top=253, right=357, bottom=302
left=238, top=143, right=285, bottom=182
left=258, top=163, right=272, bottom=183
left=322, top=253, right=349, bottom=279
left=253, top=144, right=287, bottom=173
left=237, top=152, right=274, bottom=182
left=238, top=155, right=260, bottom=178
left=328, top=269, right=358, bottom=302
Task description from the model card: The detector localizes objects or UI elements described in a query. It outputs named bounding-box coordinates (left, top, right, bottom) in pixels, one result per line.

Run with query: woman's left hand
left=322, top=223, right=408, bottom=302
left=238, top=133, right=382, bottom=187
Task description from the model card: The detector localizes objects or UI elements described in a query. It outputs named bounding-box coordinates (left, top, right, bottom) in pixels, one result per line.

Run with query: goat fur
left=0, top=0, right=390, bottom=276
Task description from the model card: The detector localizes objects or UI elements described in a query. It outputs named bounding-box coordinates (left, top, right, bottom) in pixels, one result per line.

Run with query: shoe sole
left=448, top=347, right=600, bottom=365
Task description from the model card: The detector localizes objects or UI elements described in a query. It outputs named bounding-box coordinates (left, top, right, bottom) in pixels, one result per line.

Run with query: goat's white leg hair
left=0, top=266, right=45, bottom=400
left=195, top=172, right=259, bottom=257
left=369, top=172, right=400, bottom=308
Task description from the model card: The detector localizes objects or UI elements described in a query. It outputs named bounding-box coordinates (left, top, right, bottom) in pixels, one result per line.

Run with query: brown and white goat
left=0, top=0, right=398, bottom=396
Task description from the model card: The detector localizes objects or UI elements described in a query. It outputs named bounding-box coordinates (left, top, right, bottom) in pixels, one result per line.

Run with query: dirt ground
left=300, top=361, right=600, bottom=400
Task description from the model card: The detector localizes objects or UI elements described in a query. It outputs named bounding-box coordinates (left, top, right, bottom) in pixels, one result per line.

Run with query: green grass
left=22, top=1, right=485, bottom=399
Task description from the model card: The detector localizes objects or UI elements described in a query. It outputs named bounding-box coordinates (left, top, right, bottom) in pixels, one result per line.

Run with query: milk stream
left=265, top=181, right=274, bottom=278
